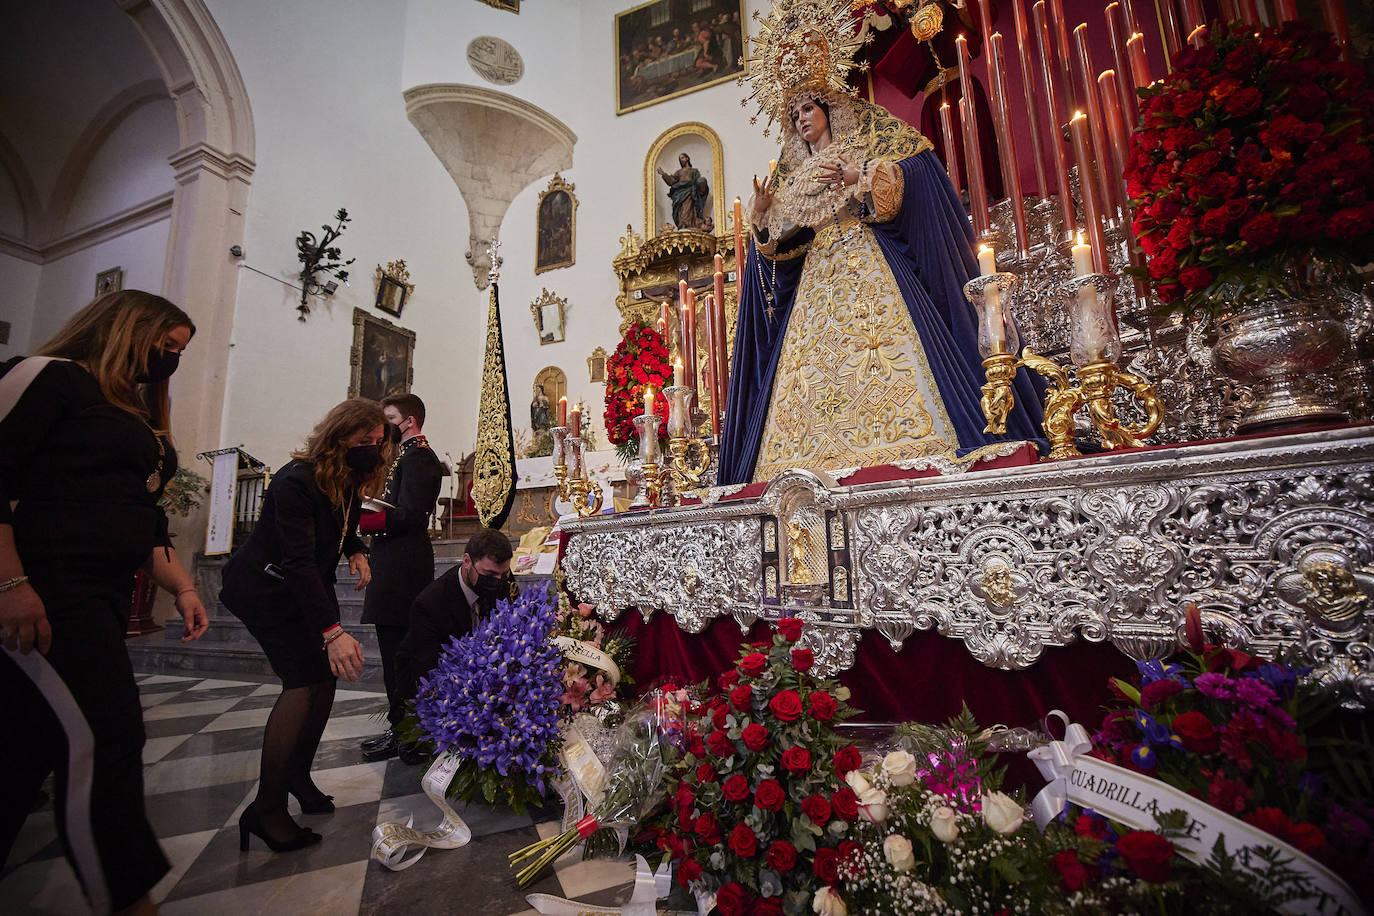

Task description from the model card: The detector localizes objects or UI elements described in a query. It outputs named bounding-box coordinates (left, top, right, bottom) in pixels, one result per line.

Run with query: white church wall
left=0, top=254, right=41, bottom=361
left=205, top=0, right=479, bottom=474
left=64, top=98, right=177, bottom=232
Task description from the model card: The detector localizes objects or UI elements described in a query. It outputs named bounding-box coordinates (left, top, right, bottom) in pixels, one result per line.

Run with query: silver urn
left=1214, top=297, right=1350, bottom=432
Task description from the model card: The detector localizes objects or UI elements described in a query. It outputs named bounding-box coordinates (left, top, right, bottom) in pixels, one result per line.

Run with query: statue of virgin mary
left=717, top=0, right=1044, bottom=484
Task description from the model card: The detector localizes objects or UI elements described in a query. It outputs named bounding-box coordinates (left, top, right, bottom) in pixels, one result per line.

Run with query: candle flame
left=674, top=358, right=682, bottom=368
left=1074, top=22, right=1087, bottom=33
left=1071, top=110, right=1086, bottom=120
left=1077, top=230, right=1085, bottom=245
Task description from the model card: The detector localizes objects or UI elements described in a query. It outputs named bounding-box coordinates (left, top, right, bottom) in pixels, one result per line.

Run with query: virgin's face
left=791, top=99, right=830, bottom=148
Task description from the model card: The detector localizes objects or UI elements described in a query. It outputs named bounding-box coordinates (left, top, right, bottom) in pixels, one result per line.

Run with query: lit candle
left=1217, top=0, right=1239, bottom=23
left=569, top=404, right=582, bottom=437
left=733, top=196, right=745, bottom=304
left=1186, top=23, right=1208, bottom=49
left=712, top=256, right=727, bottom=434
left=713, top=292, right=729, bottom=416
left=674, top=358, right=684, bottom=389
left=1320, top=0, right=1350, bottom=57
left=1035, top=1, right=1077, bottom=238
left=659, top=300, right=672, bottom=350
left=987, top=32, right=1029, bottom=256
left=1047, top=0, right=1079, bottom=113
left=644, top=386, right=654, bottom=416
left=1071, top=231, right=1093, bottom=276
left=1098, top=70, right=1131, bottom=206
left=1105, top=4, right=1138, bottom=130
left=1181, top=0, right=1206, bottom=35
left=703, top=293, right=719, bottom=436
left=978, top=243, right=998, bottom=277
left=1074, top=24, right=1118, bottom=218
left=558, top=395, right=567, bottom=428
left=1012, top=0, right=1050, bottom=199
left=938, top=101, right=963, bottom=192
left=677, top=279, right=689, bottom=380
left=1069, top=111, right=1109, bottom=273
left=1126, top=32, right=1152, bottom=88
left=1155, top=0, right=1183, bottom=68
left=955, top=34, right=991, bottom=237
left=684, top=288, right=698, bottom=392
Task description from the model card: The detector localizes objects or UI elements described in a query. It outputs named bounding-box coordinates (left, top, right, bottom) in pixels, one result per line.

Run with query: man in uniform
left=358, top=393, right=445, bottom=762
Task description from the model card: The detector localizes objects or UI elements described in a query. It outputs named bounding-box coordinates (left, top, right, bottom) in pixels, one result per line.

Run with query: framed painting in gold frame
left=349, top=308, right=415, bottom=401
left=535, top=174, right=577, bottom=274
left=614, top=0, right=745, bottom=116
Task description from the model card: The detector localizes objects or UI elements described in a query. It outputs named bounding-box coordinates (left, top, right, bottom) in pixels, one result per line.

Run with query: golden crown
left=741, top=0, right=868, bottom=135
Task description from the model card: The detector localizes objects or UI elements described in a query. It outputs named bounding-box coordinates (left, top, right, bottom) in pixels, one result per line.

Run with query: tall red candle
left=987, top=33, right=1030, bottom=256
left=1074, top=24, right=1119, bottom=217
left=733, top=197, right=746, bottom=306
left=1155, top=0, right=1184, bottom=67
left=713, top=255, right=727, bottom=432
left=1069, top=111, right=1109, bottom=273
left=1105, top=4, right=1138, bottom=130
left=1181, top=0, right=1207, bottom=35
left=660, top=300, right=672, bottom=351
left=683, top=288, right=698, bottom=393
left=1320, top=0, right=1351, bottom=58
left=712, top=291, right=729, bottom=414
left=1012, top=0, right=1050, bottom=198
left=1217, top=0, right=1239, bottom=23
left=1097, top=70, right=1131, bottom=206
left=1047, top=0, right=1079, bottom=113
left=1237, top=0, right=1260, bottom=28
left=1126, top=32, right=1152, bottom=88
left=955, top=34, right=991, bottom=237
left=1275, top=0, right=1298, bottom=23
left=1035, top=1, right=1077, bottom=237
left=702, top=293, right=719, bottom=436
left=938, top=101, right=963, bottom=192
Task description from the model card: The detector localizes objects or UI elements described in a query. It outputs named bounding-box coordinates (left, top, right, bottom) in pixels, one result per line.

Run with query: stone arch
left=120, top=0, right=256, bottom=457
left=404, top=84, right=576, bottom=289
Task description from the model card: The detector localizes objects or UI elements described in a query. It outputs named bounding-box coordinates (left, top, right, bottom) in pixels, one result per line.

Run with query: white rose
left=882, top=834, right=915, bottom=872
left=812, top=886, right=848, bottom=916
left=858, top=786, right=889, bottom=824
left=981, top=791, right=1025, bottom=835
left=929, top=805, right=960, bottom=843
left=844, top=770, right=872, bottom=795
left=881, top=750, right=918, bottom=787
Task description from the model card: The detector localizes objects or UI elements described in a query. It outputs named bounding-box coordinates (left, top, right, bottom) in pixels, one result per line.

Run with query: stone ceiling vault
left=403, top=83, right=575, bottom=289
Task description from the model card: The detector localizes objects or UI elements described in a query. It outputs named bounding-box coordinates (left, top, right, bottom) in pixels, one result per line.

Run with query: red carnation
left=741, top=722, right=771, bottom=752
left=1223, top=85, right=1262, bottom=117
left=1149, top=247, right=1181, bottom=280
left=722, top=773, right=751, bottom=803
left=730, top=684, right=754, bottom=711
left=831, top=786, right=859, bottom=821
left=1140, top=678, right=1184, bottom=709
left=765, top=840, right=798, bottom=872
left=1173, top=89, right=1207, bottom=118
left=1075, top=813, right=1108, bottom=840
left=1117, top=830, right=1175, bottom=883
left=833, top=746, right=862, bottom=775
left=750, top=899, right=782, bottom=916
left=728, top=822, right=758, bottom=858
left=813, top=847, right=842, bottom=884
left=740, top=652, right=767, bottom=677
left=769, top=690, right=803, bottom=722
left=1173, top=710, right=1221, bottom=753
left=1245, top=806, right=1293, bottom=841
left=754, top=778, right=786, bottom=811
left=1239, top=212, right=1281, bottom=248
left=1327, top=205, right=1374, bottom=240
left=716, top=882, right=747, bottom=916
left=777, top=618, right=804, bottom=641
left=1053, top=849, right=1090, bottom=891
left=1206, top=774, right=1252, bottom=814
left=801, top=793, right=832, bottom=825
left=790, top=648, right=814, bottom=672
left=1287, top=822, right=1327, bottom=852
left=809, top=691, right=838, bottom=721
left=1179, top=264, right=1214, bottom=292
left=781, top=745, right=812, bottom=773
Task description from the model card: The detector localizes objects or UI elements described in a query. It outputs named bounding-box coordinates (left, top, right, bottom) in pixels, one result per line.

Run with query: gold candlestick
left=553, top=428, right=602, bottom=518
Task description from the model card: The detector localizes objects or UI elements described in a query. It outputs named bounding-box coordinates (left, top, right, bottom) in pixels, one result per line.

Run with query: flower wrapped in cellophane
left=553, top=594, right=636, bottom=724
left=413, top=586, right=564, bottom=813
left=509, top=684, right=691, bottom=886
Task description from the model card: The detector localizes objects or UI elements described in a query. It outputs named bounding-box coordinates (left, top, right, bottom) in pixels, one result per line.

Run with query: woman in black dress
left=0, top=290, right=210, bottom=915
left=219, top=398, right=388, bottom=851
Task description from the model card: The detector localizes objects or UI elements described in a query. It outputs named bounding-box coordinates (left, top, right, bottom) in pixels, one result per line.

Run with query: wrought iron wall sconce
left=295, top=208, right=356, bottom=321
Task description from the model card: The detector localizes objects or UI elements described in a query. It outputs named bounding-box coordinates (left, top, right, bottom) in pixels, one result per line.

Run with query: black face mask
left=388, top=423, right=404, bottom=444
left=345, top=444, right=381, bottom=473
left=474, top=572, right=507, bottom=598
left=135, top=349, right=180, bottom=384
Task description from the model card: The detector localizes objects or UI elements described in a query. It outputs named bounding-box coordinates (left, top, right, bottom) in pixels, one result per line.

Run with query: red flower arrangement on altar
left=1125, top=20, right=1374, bottom=315
left=648, top=619, right=863, bottom=916
left=603, top=322, right=670, bottom=462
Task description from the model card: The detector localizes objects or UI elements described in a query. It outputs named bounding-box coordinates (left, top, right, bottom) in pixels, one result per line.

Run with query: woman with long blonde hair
left=219, top=398, right=390, bottom=852
left=0, top=290, right=209, bottom=915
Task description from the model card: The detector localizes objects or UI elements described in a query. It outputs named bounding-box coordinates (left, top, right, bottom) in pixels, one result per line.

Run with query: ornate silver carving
left=560, top=428, right=1374, bottom=707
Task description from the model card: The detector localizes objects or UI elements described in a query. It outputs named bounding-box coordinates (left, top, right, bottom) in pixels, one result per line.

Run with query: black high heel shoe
left=289, top=788, right=336, bottom=815
left=238, top=804, right=322, bottom=852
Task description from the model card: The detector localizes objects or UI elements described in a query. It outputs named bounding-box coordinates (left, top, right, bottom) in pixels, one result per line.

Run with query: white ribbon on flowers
left=369, top=753, right=472, bottom=870
left=1026, top=709, right=1093, bottom=831
left=525, top=854, right=670, bottom=915
left=1027, top=710, right=1365, bottom=916
left=554, top=635, right=622, bottom=686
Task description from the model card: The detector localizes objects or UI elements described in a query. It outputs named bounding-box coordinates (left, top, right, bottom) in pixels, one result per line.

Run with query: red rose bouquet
left=1125, top=21, right=1374, bottom=315
left=648, top=619, right=862, bottom=916
left=603, top=323, right=670, bottom=462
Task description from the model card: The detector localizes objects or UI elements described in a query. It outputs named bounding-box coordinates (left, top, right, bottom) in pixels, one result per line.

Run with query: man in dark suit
left=358, top=394, right=446, bottom=762
left=393, top=528, right=513, bottom=764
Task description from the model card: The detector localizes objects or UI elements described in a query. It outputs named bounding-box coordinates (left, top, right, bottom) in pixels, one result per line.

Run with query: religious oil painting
left=350, top=308, right=415, bottom=401
left=615, top=0, right=746, bottom=115
left=95, top=266, right=123, bottom=296
left=535, top=174, right=577, bottom=274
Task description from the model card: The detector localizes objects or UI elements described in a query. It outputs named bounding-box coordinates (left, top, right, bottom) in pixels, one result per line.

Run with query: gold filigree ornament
left=909, top=2, right=945, bottom=41
left=741, top=0, right=867, bottom=135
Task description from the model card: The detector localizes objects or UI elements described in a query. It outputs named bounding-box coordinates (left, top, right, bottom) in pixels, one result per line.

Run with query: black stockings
left=253, top=681, right=335, bottom=840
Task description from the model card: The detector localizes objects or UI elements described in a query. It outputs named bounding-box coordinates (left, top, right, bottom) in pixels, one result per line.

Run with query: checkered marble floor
left=0, top=671, right=654, bottom=915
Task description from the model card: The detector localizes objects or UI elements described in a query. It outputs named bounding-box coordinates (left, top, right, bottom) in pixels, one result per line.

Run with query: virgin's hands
left=0, top=583, right=51, bottom=654
left=816, top=155, right=858, bottom=190
left=750, top=173, right=775, bottom=223
left=175, top=591, right=209, bottom=642
left=349, top=552, right=371, bottom=590
left=327, top=632, right=364, bottom=682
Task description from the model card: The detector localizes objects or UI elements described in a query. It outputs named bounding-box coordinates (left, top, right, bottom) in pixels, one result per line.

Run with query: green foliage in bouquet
left=648, top=618, right=864, bottom=916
